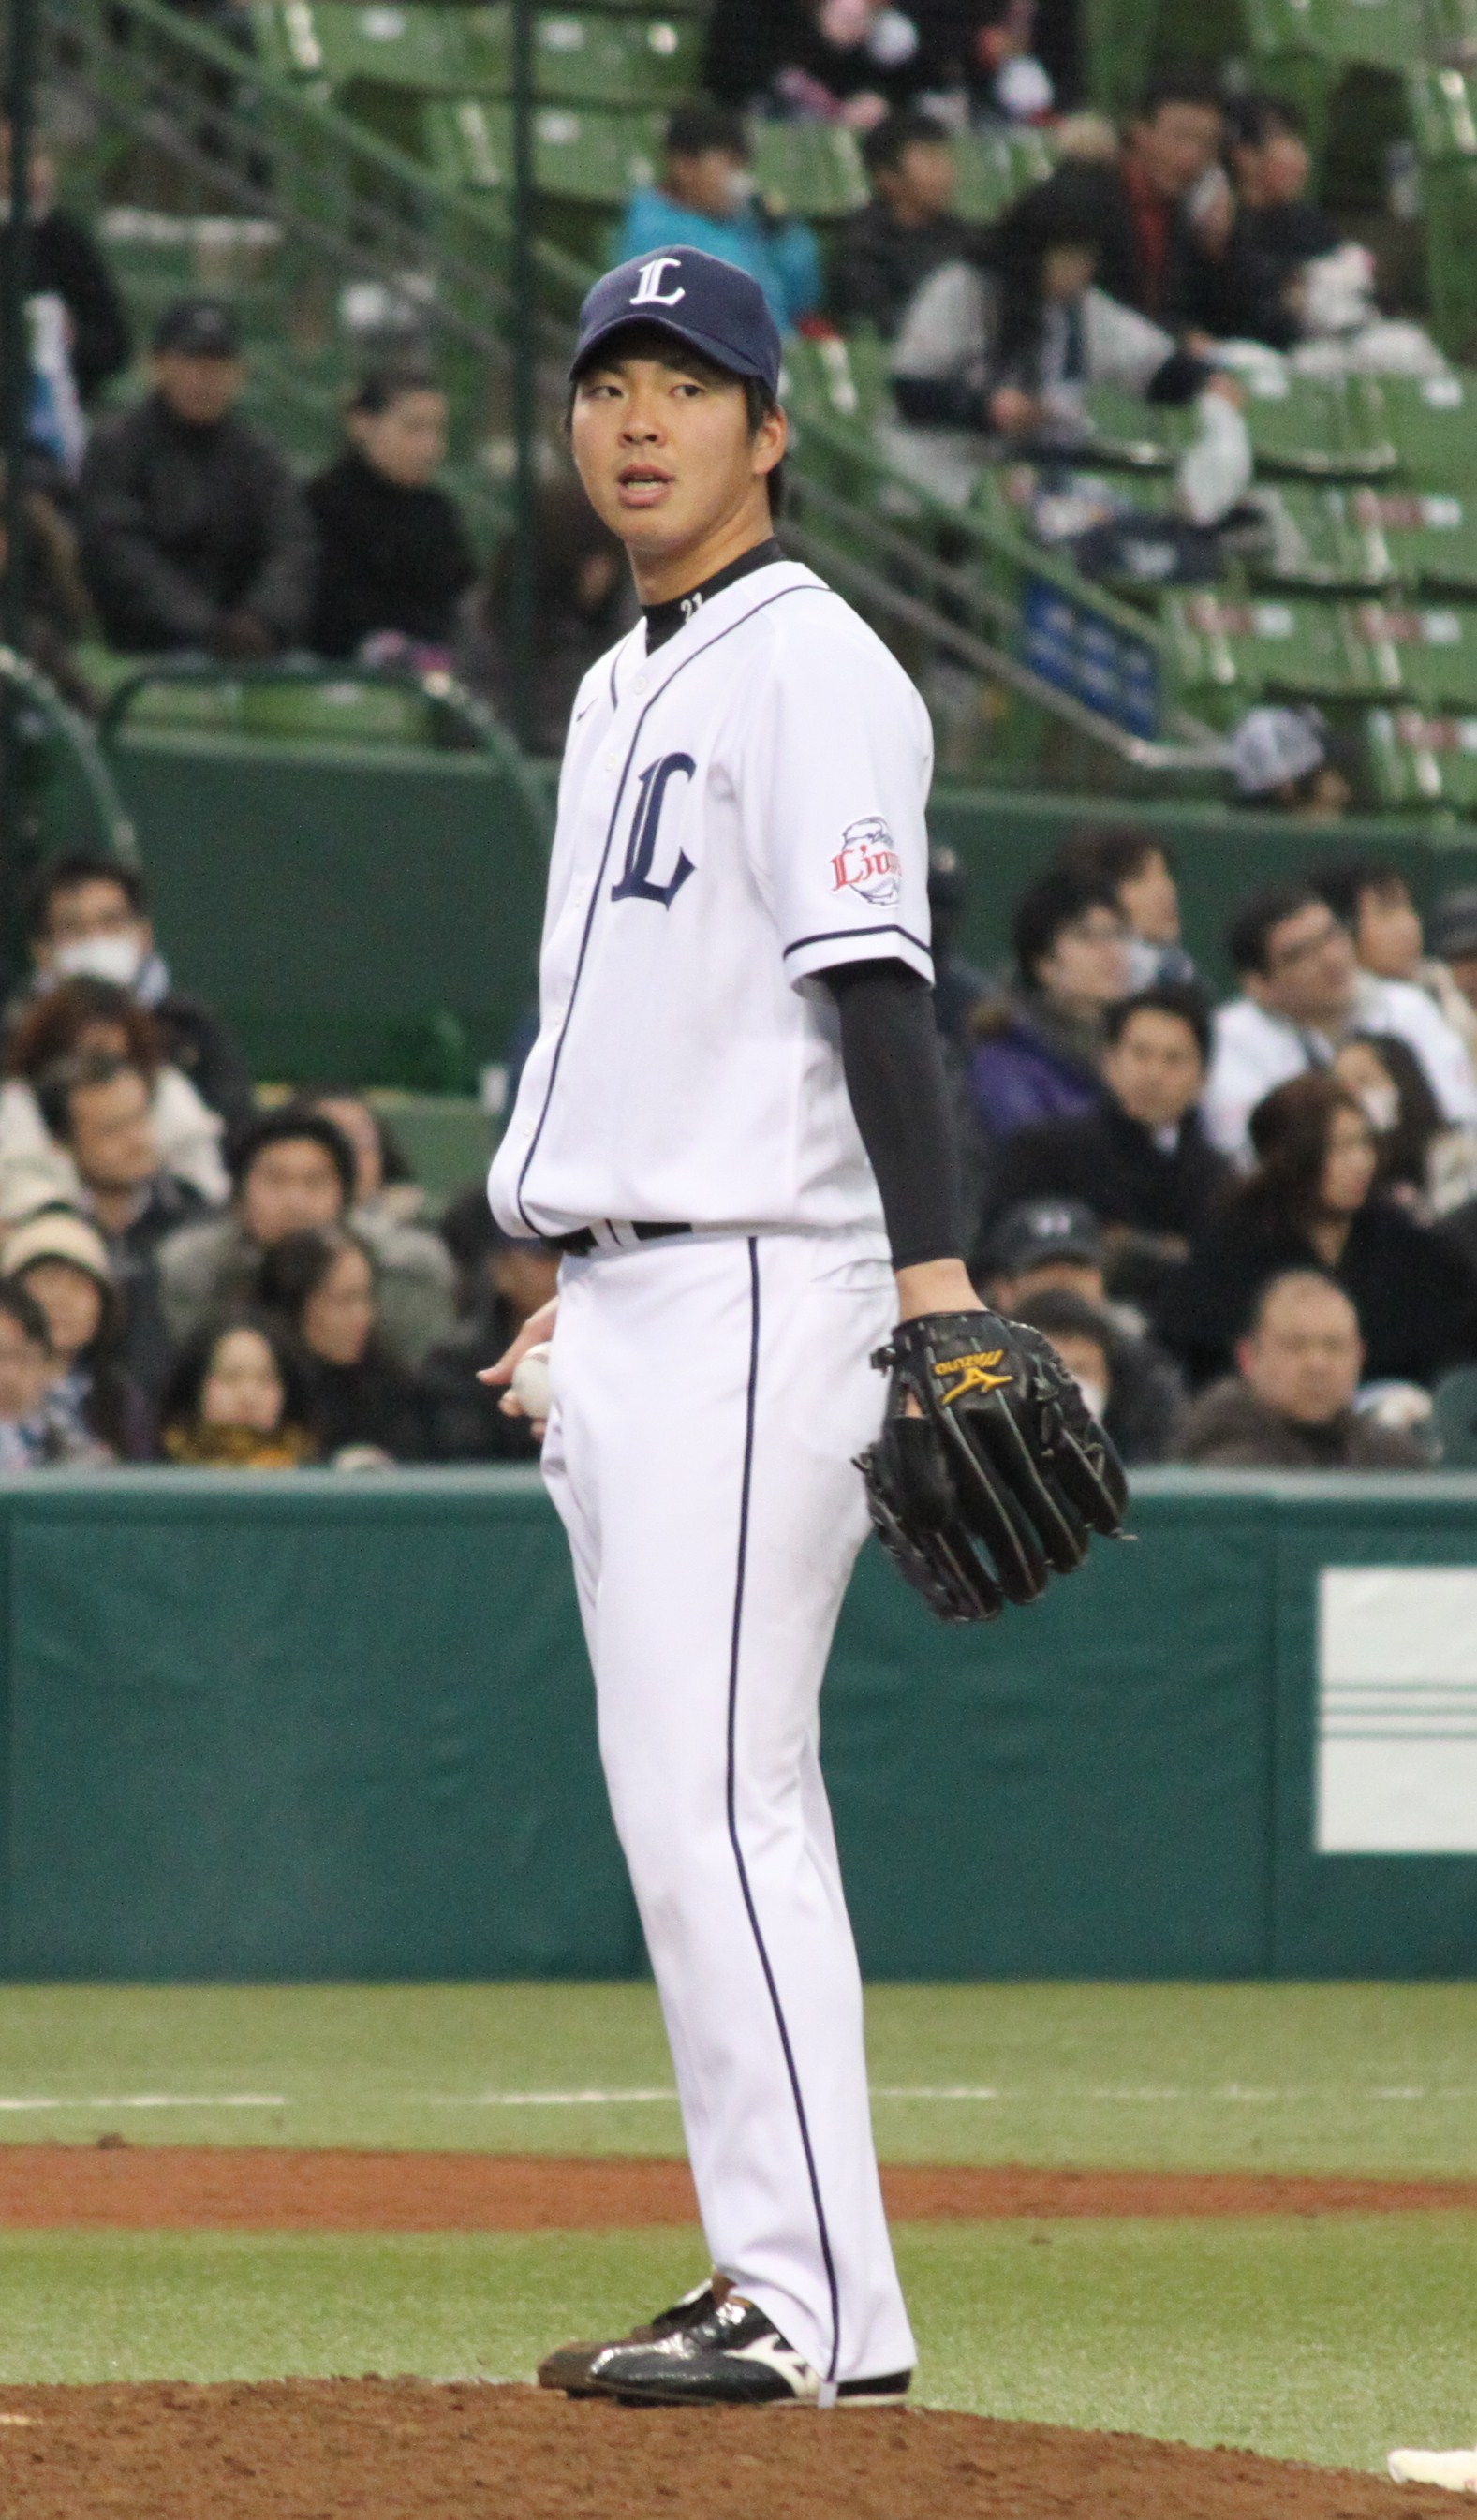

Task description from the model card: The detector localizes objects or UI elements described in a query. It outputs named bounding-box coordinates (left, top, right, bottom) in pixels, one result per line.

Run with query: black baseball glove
left=856, top=1308, right=1129, bottom=1624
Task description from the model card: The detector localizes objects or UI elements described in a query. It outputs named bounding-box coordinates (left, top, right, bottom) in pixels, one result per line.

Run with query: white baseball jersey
left=488, top=558, right=934, bottom=1243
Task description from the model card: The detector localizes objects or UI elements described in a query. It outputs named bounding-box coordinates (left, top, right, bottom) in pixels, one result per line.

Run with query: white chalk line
left=0, top=2084, right=1470, bottom=2113
left=0, top=2095, right=287, bottom=2113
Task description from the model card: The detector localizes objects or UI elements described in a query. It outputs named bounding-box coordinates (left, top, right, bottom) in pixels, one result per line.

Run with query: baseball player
left=485, top=246, right=1124, bottom=2409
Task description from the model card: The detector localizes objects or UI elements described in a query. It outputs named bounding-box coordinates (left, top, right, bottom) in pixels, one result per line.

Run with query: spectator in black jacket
left=16, top=853, right=254, bottom=1133
left=0, top=123, right=131, bottom=406
left=828, top=111, right=988, bottom=339
left=79, top=298, right=315, bottom=657
left=306, top=368, right=476, bottom=665
left=1189, top=93, right=1341, bottom=349
left=983, top=985, right=1230, bottom=1308
left=457, top=479, right=636, bottom=757
left=1156, top=1070, right=1477, bottom=1389
left=1088, top=72, right=1227, bottom=331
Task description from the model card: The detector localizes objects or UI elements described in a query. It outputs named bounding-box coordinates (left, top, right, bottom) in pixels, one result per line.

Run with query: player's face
left=569, top=355, right=785, bottom=575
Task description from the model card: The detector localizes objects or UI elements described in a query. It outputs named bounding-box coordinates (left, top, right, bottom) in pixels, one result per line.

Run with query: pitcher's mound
left=0, top=2380, right=1449, bottom=2519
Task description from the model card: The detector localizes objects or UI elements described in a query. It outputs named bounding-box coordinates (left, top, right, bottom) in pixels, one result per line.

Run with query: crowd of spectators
left=940, top=833, right=1477, bottom=1469
left=0, top=853, right=558, bottom=1473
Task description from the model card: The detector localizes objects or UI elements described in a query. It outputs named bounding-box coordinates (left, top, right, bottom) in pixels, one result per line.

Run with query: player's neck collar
left=642, top=536, right=786, bottom=654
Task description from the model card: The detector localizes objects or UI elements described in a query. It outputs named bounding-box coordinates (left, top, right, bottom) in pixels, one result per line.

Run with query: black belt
left=554, top=1220, right=694, bottom=1256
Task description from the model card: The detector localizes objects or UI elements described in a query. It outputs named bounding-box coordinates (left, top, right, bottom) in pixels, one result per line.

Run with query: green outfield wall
left=42, top=737, right=1477, bottom=1083
left=1, top=1467, right=1474, bottom=1982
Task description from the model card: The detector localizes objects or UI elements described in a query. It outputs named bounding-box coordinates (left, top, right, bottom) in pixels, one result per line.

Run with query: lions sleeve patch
left=830, top=817, right=902, bottom=908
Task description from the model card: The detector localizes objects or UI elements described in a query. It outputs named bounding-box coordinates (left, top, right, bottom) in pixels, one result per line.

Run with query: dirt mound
left=2, top=2147, right=1475, bottom=2231
left=0, top=2380, right=1447, bottom=2520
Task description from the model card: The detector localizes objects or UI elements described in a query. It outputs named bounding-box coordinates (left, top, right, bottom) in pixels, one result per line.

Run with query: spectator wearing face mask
left=1330, top=1030, right=1473, bottom=1216
left=305, top=369, right=476, bottom=668
left=1056, top=827, right=1197, bottom=989
left=0, top=978, right=227, bottom=1216
left=703, top=0, right=934, bottom=130
left=967, top=867, right=1130, bottom=1144
left=615, top=108, right=821, bottom=332
left=159, top=1311, right=317, bottom=1468
left=0, top=1278, right=104, bottom=1467
left=0, top=1205, right=154, bottom=1459
left=16, top=853, right=254, bottom=1131
left=982, top=985, right=1230, bottom=1307
left=32, top=1051, right=211, bottom=1396
left=1011, top=1283, right=1185, bottom=1465
left=1176, top=1269, right=1427, bottom=1469
left=158, top=1104, right=454, bottom=1369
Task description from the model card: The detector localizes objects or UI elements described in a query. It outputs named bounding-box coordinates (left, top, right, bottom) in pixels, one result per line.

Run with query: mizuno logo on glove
left=932, top=1350, right=1012, bottom=1407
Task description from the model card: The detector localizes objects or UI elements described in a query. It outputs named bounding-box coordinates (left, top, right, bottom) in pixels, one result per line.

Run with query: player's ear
left=751, top=402, right=788, bottom=483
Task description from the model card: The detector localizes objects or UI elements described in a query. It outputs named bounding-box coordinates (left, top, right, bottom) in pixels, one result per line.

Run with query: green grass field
left=0, top=1982, right=1473, bottom=2473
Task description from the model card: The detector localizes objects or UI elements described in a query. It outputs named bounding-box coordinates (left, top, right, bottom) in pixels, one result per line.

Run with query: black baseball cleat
left=538, top=2277, right=719, bottom=2395
left=573, top=2293, right=912, bottom=2408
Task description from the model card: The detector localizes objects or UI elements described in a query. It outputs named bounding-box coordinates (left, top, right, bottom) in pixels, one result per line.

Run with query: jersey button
left=634, top=673, right=647, bottom=693
left=603, top=755, right=616, bottom=773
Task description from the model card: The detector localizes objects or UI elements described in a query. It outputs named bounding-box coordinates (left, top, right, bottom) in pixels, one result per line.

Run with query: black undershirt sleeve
left=821, top=959, right=963, bottom=1273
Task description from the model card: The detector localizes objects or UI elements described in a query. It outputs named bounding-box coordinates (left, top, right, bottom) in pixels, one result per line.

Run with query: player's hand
left=479, top=1296, right=559, bottom=1427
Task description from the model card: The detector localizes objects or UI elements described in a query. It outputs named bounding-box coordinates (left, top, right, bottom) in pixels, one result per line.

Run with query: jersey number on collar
left=612, top=751, right=697, bottom=908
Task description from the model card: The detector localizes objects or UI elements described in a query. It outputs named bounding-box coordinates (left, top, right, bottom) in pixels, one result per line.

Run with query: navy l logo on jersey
left=612, top=752, right=696, bottom=906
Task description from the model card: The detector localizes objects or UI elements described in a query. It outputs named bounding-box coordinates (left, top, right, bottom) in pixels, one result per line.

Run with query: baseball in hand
left=511, top=1341, right=553, bottom=1422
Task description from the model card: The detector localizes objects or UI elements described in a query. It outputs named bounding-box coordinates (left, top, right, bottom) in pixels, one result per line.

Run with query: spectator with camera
left=79, top=298, right=315, bottom=659
left=1176, top=1270, right=1428, bottom=1469
left=16, top=854, right=253, bottom=1132
left=159, top=1104, right=454, bottom=1370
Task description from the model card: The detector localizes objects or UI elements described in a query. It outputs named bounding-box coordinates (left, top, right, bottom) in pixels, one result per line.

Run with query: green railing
left=1, top=647, right=140, bottom=859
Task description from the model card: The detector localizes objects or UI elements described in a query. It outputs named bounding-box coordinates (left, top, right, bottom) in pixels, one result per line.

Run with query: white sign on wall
left=1318, top=1568, right=1477, bottom=1853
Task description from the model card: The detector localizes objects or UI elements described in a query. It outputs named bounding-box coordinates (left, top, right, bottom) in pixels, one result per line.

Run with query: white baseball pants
left=541, top=1227, right=916, bottom=2388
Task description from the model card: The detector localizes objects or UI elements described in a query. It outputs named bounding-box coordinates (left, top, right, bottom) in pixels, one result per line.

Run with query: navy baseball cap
left=569, top=247, right=782, bottom=398
left=152, top=296, right=242, bottom=359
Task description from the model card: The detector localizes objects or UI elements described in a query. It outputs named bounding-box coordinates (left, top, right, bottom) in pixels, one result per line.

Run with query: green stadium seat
left=1364, top=703, right=1473, bottom=805
left=459, top=8, right=700, bottom=108
left=423, top=96, right=663, bottom=201
left=1307, top=0, right=1425, bottom=69
left=112, top=672, right=437, bottom=744
left=1079, top=384, right=1187, bottom=472
left=1383, top=367, right=1477, bottom=480
left=1356, top=486, right=1477, bottom=590
left=1406, top=62, right=1477, bottom=160
left=250, top=0, right=471, bottom=92
left=1239, top=367, right=1397, bottom=477
left=1359, top=597, right=1477, bottom=703
left=783, top=330, right=890, bottom=431
left=1250, top=482, right=1396, bottom=589
left=1161, top=591, right=1401, bottom=704
left=750, top=121, right=867, bottom=221
left=951, top=125, right=1054, bottom=220
left=362, top=1092, right=495, bottom=1208
left=1431, top=1362, right=1477, bottom=1458
left=1242, top=0, right=1322, bottom=49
